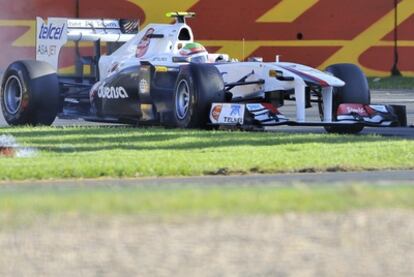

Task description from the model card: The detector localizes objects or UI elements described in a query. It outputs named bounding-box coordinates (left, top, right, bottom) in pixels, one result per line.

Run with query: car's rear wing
left=36, top=17, right=139, bottom=70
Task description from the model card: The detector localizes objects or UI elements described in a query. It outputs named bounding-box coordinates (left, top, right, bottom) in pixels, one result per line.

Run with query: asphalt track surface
left=1, top=170, right=414, bottom=189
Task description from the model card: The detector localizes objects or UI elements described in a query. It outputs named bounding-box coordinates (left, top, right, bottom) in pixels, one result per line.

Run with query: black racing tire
left=1, top=60, right=59, bottom=126
left=172, top=63, right=225, bottom=128
left=322, top=63, right=371, bottom=134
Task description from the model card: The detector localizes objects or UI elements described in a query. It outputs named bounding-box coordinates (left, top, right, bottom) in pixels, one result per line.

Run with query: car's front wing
left=209, top=103, right=407, bottom=128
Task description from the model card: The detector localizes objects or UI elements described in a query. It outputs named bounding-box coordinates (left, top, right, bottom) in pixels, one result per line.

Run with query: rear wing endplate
left=36, top=17, right=139, bottom=70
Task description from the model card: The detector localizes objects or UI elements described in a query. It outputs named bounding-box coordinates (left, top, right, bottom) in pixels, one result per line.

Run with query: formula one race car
left=0, top=12, right=407, bottom=133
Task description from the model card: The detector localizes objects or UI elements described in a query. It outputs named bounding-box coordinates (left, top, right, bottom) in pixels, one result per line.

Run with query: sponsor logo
left=68, top=20, right=119, bottom=29
left=223, top=116, right=243, bottom=124
left=210, top=104, right=245, bottom=125
left=211, top=105, right=222, bottom=121
left=337, top=104, right=368, bottom=117
left=230, top=105, right=241, bottom=116
left=346, top=107, right=366, bottom=115
left=67, top=21, right=83, bottom=28
left=139, top=79, right=150, bottom=94
left=105, top=22, right=119, bottom=28
left=136, top=28, right=155, bottom=58
left=152, top=57, right=168, bottom=62
left=97, top=86, right=129, bottom=99
left=37, top=44, right=57, bottom=57
left=38, top=23, right=65, bottom=40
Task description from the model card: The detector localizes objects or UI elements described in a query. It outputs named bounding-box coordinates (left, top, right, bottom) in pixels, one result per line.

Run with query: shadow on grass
left=1, top=126, right=404, bottom=153
left=1, top=125, right=138, bottom=138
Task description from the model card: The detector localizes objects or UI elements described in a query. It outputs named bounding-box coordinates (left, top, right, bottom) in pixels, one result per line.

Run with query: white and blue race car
left=0, top=12, right=407, bottom=133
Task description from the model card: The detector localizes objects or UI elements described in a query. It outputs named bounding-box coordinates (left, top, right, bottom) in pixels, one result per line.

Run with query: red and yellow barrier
left=0, top=0, right=413, bottom=76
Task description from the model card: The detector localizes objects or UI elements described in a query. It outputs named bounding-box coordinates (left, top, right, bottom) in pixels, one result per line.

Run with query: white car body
left=35, top=14, right=345, bottom=125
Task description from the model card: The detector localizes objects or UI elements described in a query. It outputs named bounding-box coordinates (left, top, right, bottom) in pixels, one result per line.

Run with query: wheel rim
left=3, top=76, right=23, bottom=115
left=175, top=80, right=191, bottom=120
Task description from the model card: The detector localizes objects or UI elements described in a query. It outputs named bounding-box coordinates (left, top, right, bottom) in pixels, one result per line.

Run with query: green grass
left=1, top=126, right=414, bottom=180
left=368, top=77, right=414, bottom=90
left=1, top=185, right=414, bottom=216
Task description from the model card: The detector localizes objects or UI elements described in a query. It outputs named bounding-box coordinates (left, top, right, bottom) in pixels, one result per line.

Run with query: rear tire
left=1, top=60, right=59, bottom=126
left=172, top=64, right=225, bottom=128
left=322, top=63, right=370, bottom=134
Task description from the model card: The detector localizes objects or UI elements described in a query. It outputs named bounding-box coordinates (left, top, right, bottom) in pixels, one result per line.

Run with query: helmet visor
left=190, top=54, right=208, bottom=63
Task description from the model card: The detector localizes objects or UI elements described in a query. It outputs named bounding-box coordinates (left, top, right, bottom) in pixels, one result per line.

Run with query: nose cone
left=323, top=74, right=345, bottom=87
left=276, top=62, right=346, bottom=87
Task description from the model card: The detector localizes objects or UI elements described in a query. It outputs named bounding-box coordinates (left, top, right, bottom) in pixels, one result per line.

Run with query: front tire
left=1, top=60, right=59, bottom=126
left=322, top=63, right=371, bottom=134
left=172, top=64, right=225, bottom=128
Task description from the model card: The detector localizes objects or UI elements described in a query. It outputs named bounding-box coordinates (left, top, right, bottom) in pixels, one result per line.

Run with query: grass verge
left=368, top=76, right=414, bottom=90
left=1, top=126, right=414, bottom=180
left=1, top=185, right=414, bottom=216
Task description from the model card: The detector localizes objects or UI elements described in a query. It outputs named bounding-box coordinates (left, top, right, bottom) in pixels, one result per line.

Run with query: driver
left=179, top=42, right=209, bottom=63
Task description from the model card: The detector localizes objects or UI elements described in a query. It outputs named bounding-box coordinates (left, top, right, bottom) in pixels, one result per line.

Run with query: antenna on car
left=242, top=38, right=245, bottom=61
left=166, top=12, right=196, bottom=24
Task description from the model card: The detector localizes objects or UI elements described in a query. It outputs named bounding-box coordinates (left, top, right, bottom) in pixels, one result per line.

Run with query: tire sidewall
left=1, top=61, right=59, bottom=126
left=323, top=63, right=370, bottom=134
left=1, top=63, right=33, bottom=125
left=172, top=64, right=225, bottom=129
left=326, top=64, right=370, bottom=106
left=173, top=69, right=197, bottom=128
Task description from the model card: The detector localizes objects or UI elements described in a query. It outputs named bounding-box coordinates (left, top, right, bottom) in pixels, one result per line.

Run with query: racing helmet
left=179, top=42, right=208, bottom=63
